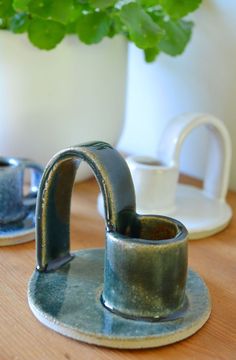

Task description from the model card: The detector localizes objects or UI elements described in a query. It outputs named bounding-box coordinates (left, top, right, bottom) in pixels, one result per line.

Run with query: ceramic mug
left=0, top=157, right=43, bottom=224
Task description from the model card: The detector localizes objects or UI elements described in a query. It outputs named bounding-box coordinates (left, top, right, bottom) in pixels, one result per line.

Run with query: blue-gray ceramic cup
left=0, top=157, right=43, bottom=224
left=102, top=215, right=188, bottom=321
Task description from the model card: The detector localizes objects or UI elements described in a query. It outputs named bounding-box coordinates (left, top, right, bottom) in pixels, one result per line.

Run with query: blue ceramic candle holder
left=0, top=156, right=43, bottom=246
left=28, top=142, right=211, bottom=349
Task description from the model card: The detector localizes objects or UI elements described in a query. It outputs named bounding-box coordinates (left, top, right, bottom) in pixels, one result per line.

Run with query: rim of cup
left=109, top=214, right=187, bottom=246
left=126, top=155, right=177, bottom=171
left=0, top=157, right=20, bottom=168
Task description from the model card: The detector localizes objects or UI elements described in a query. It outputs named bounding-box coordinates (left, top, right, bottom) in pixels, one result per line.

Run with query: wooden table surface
left=0, top=176, right=236, bottom=360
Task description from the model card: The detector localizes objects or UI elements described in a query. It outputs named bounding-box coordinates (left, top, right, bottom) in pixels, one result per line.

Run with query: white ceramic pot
left=0, top=32, right=127, bottom=180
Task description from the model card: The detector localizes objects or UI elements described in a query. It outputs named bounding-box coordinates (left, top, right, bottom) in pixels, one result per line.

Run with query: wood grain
left=0, top=176, right=235, bottom=360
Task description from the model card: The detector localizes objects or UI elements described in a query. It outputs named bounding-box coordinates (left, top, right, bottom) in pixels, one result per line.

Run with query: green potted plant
left=0, top=0, right=202, bottom=180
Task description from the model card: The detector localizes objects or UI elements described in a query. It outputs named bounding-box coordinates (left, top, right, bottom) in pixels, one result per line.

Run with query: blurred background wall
left=119, top=0, right=236, bottom=191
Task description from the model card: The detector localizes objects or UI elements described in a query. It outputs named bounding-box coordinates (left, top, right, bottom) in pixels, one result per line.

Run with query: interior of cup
left=129, top=156, right=167, bottom=168
left=0, top=160, right=12, bottom=168
left=0, top=158, right=18, bottom=169
left=123, top=214, right=185, bottom=242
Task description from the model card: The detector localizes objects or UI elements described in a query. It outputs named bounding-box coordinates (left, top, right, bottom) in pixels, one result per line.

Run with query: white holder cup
left=126, top=157, right=178, bottom=214
left=97, top=113, right=232, bottom=239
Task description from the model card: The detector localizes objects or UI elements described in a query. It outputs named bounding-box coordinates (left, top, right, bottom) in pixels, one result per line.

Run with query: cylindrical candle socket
left=102, top=214, right=188, bottom=320
left=126, top=156, right=179, bottom=213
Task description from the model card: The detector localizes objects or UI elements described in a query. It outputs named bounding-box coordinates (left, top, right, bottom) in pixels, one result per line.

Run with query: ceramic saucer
left=28, top=249, right=211, bottom=349
left=0, top=206, right=35, bottom=246
left=169, top=184, right=232, bottom=239
left=97, top=186, right=232, bottom=240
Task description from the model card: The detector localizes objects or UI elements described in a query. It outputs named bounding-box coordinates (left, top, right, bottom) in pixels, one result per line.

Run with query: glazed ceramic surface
left=125, top=156, right=179, bottom=213
left=0, top=157, right=43, bottom=245
left=158, top=113, right=232, bottom=238
left=99, top=114, right=232, bottom=239
left=0, top=208, right=36, bottom=246
left=0, top=33, right=127, bottom=182
left=29, top=249, right=211, bottom=349
left=102, top=215, right=187, bottom=320
left=158, top=114, right=231, bottom=201
left=28, top=141, right=211, bottom=348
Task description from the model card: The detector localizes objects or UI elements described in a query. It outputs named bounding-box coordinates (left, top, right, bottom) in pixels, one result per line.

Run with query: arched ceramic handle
left=36, top=141, right=136, bottom=272
left=21, top=159, right=43, bottom=207
left=158, top=113, right=232, bottom=201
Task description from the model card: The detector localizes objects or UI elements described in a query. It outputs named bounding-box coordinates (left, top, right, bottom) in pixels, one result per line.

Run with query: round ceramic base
left=28, top=249, right=211, bottom=349
left=97, top=184, right=232, bottom=239
left=0, top=208, right=35, bottom=246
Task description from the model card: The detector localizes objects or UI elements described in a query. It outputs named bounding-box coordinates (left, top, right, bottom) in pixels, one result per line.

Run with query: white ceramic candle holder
left=97, top=113, right=232, bottom=239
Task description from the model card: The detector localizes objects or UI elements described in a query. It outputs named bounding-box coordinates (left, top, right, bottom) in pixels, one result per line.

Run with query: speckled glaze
left=35, top=141, right=136, bottom=272
left=103, top=216, right=187, bottom=320
left=28, top=141, right=211, bottom=348
left=0, top=157, right=42, bottom=224
left=0, top=157, right=43, bottom=245
left=29, top=249, right=211, bottom=349
left=0, top=209, right=36, bottom=246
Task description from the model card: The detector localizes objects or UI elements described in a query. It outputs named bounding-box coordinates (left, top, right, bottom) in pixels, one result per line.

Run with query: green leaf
left=66, top=21, right=77, bottom=34
left=108, top=14, right=125, bottom=37
left=9, top=13, right=29, bottom=33
left=144, top=47, right=159, bottom=62
left=88, top=0, right=116, bottom=10
left=67, top=4, right=86, bottom=23
left=76, top=12, right=111, bottom=44
left=0, top=17, right=8, bottom=28
left=158, top=18, right=193, bottom=56
left=120, top=3, right=163, bottom=49
left=0, top=0, right=14, bottom=17
left=159, top=0, right=202, bottom=19
left=28, top=18, right=65, bottom=50
left=74, top=0, right=89, bottom=4
left=140, top=0, right=161, bottom=6
left=13, top=0, right=30, bottom=12
left=28, top=0, right=76, bottom=24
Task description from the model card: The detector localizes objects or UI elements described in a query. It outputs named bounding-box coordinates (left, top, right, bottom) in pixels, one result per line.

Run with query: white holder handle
left=157, top=113, right=232, bottom=201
